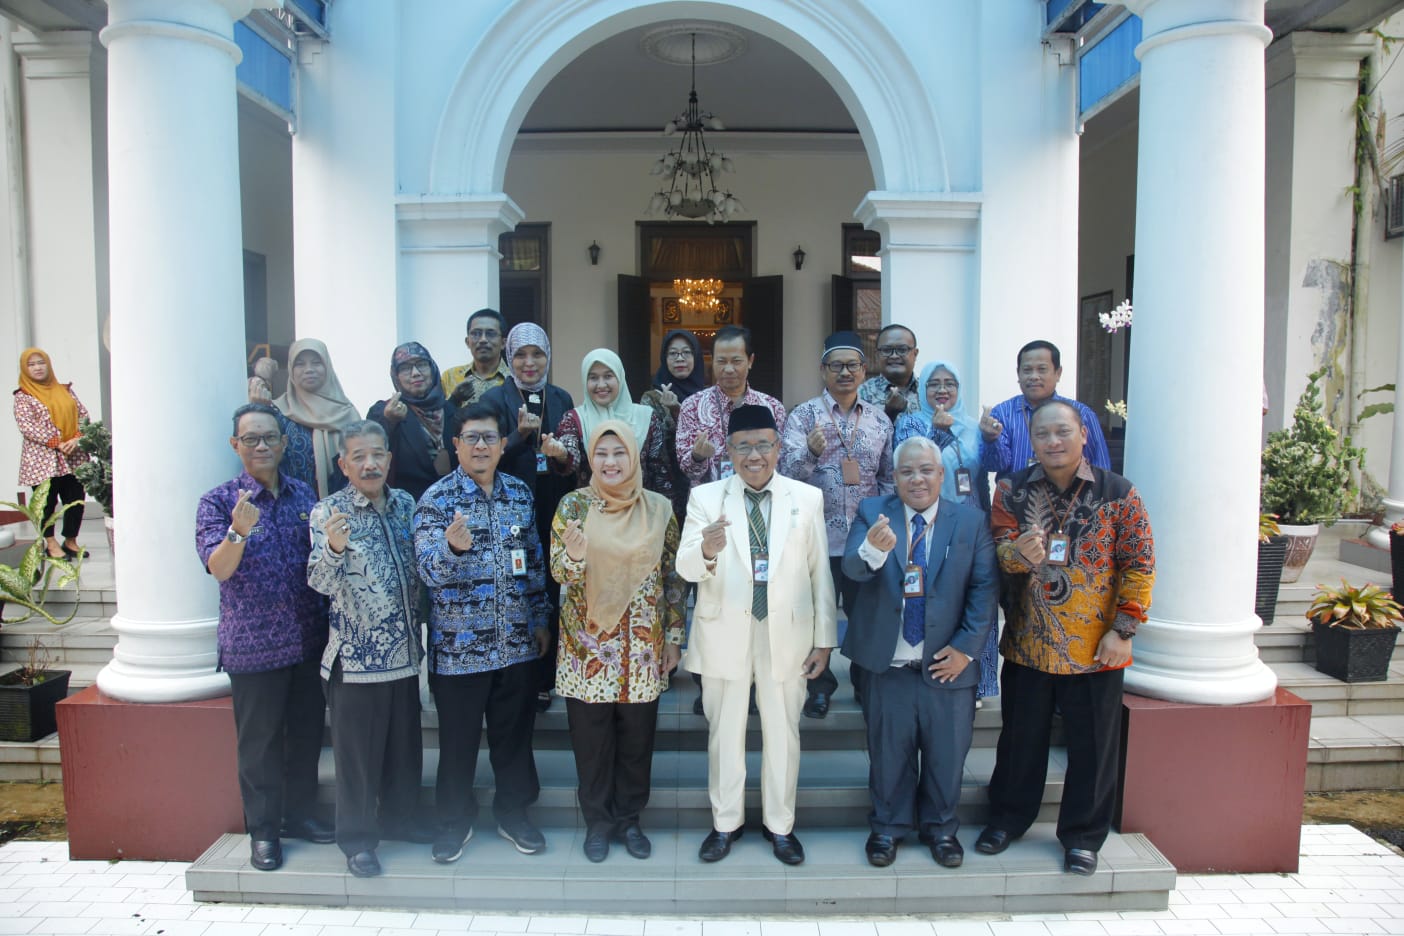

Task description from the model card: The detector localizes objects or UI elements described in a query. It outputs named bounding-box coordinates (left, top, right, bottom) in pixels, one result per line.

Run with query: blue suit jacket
left=840, top=495, right=999, bottom=689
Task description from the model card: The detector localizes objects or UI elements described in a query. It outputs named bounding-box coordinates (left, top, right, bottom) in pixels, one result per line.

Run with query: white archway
left=426, top=0, right=951, bottom=196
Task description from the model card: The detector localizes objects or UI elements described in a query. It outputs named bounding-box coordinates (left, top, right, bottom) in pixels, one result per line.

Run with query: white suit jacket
left=677, top=474, right=838, bottom=682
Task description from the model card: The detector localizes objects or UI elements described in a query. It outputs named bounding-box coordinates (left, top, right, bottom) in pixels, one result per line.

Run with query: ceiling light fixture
left=647, top=33, right=741, bottom=222
left=673, top=277, right=724, bottom=315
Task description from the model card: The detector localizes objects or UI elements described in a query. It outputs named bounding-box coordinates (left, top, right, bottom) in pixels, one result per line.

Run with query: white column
left=96, top=0, right=257, bottom=703
left=854, top=193, right=982, bottom=388
left=1372, top=285, right=1404, bottom=548
left=396, top=195, right=523, bottom=369
left=1120, top=0, right=1276, bottom=704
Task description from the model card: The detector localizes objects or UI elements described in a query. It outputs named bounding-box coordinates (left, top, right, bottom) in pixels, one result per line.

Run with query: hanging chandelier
left=647, top=32, right=742, bottom=222
left=674, top=277, right=724, bottom=315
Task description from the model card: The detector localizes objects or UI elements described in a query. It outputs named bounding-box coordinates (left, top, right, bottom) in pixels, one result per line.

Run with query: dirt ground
left=3, top=781, right=1404, bottom=850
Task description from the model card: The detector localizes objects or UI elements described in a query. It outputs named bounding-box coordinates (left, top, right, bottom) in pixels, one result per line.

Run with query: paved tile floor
left=1, top=825, right=1402, bottom=935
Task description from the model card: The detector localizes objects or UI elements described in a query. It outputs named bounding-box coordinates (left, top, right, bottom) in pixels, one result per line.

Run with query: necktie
left=903, top=513, right=927, bottom=647
left=745, top=489, right=769, bottom=620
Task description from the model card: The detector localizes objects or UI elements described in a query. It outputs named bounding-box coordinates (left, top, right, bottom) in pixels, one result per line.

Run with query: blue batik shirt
left=414, top=467, right=549, bottom=675
left=978, top=393, right=1111, bottom=478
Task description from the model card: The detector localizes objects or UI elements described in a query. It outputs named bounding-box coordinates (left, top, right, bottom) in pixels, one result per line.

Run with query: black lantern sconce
left=588, top=241, right=601, bottom=266
left=792, top=245, right=806, bottom=271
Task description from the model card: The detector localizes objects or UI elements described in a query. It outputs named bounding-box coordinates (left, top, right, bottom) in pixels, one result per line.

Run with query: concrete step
left=186, top=823, right=1175, bottom=914
left=308, top=744, right=1068, bottom=830
left=1269, top=660, right=1404, bottom=716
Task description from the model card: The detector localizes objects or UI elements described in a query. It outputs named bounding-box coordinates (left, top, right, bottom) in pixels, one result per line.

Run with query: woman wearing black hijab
left=640, top=329, right=704, bottom=522
left=368, top=342, right=454, bottom=501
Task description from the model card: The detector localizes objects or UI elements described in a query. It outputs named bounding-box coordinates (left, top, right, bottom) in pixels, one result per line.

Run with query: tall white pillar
left=854, top=193, right=982, bottom=389
left=396, top=195, right=523, bottom=369
left=1121, top=0, right=1277, bottom=704
left=96, top=0, right=257, bottom=703
left=1371, top=283, right=1404, bottom=548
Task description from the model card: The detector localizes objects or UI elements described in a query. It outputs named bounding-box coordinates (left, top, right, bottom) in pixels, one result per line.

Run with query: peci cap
left=822, top=331, right=865, bottom=362
left=727, top=404, right=777, bottom=436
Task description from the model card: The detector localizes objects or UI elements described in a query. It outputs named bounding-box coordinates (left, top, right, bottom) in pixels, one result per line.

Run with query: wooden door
left=617, top=274, right=653, bottom=397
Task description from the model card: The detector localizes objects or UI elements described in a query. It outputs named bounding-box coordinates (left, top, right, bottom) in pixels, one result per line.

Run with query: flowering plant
left=1391, top=520, right=1404, bottom=535
left=1099, top=299, right=1133, bottom=333
left=1307, top=580, right=1402, bottom=631
left=1260, top=368, right=1363, bottom=525
left=1104, top=399, right=1127, bottom=420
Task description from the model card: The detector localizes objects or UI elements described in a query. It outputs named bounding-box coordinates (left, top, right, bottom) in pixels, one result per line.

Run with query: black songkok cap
left=823, top=331, right=865, bottom=361
left=727, top=404, right=777, bottom=436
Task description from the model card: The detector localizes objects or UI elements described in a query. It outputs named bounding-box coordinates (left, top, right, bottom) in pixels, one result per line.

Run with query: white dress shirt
left=857, top=500, right=939, bottom=665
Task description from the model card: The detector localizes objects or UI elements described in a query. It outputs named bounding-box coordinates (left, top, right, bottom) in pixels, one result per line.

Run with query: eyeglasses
left=730, top=441, right=776, bottom=456
left=237, top=433, right=281, bottom=449
left=877, top=345, right=914, bottom=357
left=395, top=360, right=432, bottom=376
left=458, top=432, right=501, bottom=447
left=823, top=361, right=864, bottom=374
left=468, top=329, right=501, bottom=341
left=926, top=380, right=958, bottom=391
left=666, top=349, right=694, bottom=360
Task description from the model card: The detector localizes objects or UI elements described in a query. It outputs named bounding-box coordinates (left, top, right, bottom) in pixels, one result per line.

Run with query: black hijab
left=652, top=329, right=706, bottom=401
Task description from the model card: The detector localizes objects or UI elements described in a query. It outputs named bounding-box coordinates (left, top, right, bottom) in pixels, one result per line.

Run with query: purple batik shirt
left=195, top=470, right=328, bottom=674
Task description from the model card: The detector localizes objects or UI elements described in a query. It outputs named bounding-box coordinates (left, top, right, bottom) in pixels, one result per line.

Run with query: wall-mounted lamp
left=588, top=241, right=601, bottom=266
left=792, top=245, right=806, bottom=271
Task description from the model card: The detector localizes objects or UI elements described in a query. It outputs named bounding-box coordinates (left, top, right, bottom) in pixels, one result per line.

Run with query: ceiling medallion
left=641, top=23, right=748, bottom=67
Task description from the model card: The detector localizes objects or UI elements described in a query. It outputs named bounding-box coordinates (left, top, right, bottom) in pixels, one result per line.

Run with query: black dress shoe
left=346, top=849, right=381, bottom=877
left=762, top=827, right=805, bottom=866
left=927, top=835, right=964, bottom=868
left=282, top=816, right=336, bottom=844
left=583, top=829, right=610, bottom=863
left=698, top=826, right=743, bottom=862
left=616, top=823, right=651, bottom=859
left=802, top=692, right=830, bottom=719
left=1064, top=847, right=1098, bottom=876
left=865, top=832, right=898, bottom=867
left=974, top=826, right=1018, bottom=855
left=249, top=838, right=283, bottom=871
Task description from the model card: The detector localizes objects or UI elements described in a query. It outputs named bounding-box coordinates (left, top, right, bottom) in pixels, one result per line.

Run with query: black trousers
left=325, top=665, right=423, bottom=856
left=35, top=473, right=84, bottom=540
left=808, top=557, right=861, bottom=699
left=227, top=657, right=326, bottom=841
left=429, top=661, right=539, bottom=837
left=986, top=659, right=1125, bottom=851
left=566, top=697, right=660, bottom=834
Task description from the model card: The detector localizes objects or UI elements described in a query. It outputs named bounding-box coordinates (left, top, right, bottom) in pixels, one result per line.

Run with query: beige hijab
left=582, top=420, right=673, bottom=637
left=273, top=338, right=360, bottom=497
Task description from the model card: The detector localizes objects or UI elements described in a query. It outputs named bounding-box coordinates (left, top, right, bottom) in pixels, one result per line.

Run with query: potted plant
left=1256, top=513, right=1287, bottom=625
left=1260, top=367, right=1364, bottom=583
left=0, top=478, right=83, bottom=626
left=1306, top=579, right=1402, bottom=682
left=73, top=417, right=113, bottom=553
left=0, top=638, right=71, bottom=742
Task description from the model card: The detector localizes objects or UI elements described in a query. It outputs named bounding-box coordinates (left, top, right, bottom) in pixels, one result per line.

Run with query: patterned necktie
left=903, top=513, right=927, bottom=647
left=745, top=489, right=769, bottom=620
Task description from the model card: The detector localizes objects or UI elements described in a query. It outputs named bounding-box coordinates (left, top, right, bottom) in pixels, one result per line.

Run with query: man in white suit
left=678, top=405, right=838, bottom=866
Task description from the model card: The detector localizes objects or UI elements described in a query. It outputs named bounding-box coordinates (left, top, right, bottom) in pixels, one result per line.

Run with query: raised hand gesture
left=806, top=426, right=827, bottom=457
left=701, top=512, right=730, bottom=561
left=446, top=509, right=474, bottom=555
left=866, top=513, right=898, bottom=551
left=1015, top=527, right=1046, bottom=565
left=517, top=404, right=541, bottom=436
left=931, top=403, right=954, bottom=430
left=979, top=405, right=1002, bottom=441
left=541, top=432, right=567, bottom=460
left=561, top=518, right=587, bottom=562
left=658, top=383, right=679, bottom=409
left=324, top=509, right=352, bottom=553
left=691, top=431, right=716, bottom=462
left=383, top=391, right=407, bottom=423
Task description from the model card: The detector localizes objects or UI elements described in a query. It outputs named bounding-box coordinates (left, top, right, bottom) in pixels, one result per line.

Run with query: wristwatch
left=225, top=527, right=248, bottom=544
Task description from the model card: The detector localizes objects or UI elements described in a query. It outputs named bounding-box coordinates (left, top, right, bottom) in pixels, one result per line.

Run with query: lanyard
left=826, top=402, right=858, bottom=456
left=1050, top=479, right=1087, bottom=534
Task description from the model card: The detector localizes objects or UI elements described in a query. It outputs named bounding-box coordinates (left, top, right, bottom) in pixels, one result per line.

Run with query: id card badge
left=902, top=564, right=924, bottom=598
left=841, top=456, right=861, bottom=485
left=1046, top=533, right=1070, bottom=567
left=510, top=548, right=528, bottom=577
left=955, top=468, right=973, bottom=496
left=752, top=554, right=769, bottom=582
left=718, top=457, right=735, bottom=480
left=535, top=452, right=548, bottom=474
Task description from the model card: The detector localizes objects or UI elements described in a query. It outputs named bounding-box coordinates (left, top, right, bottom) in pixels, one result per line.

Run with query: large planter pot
left=1256, top=536, right=1288, bottom=625
left=1278, top=522, right=1320, bottom=584
left=1311, top=621, right=1400, bottom=683
left=0, top=669, right=71, bottom=741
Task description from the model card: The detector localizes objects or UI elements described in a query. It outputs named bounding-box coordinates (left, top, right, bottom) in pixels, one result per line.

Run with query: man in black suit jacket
left=841, top=435, right=998, bottom=868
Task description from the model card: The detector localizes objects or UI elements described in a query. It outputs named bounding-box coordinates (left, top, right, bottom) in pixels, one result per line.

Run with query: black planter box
left=1256, top=537, right=1288, bottom=625
left=1391, top=530, right=1404, bottom=601
left=1312, top=622, right=1400, bottom=683
left=0, top=669, right=71, bottom=742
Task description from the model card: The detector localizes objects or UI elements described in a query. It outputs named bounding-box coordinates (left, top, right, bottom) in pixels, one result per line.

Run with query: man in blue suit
left=841, top=435, right=999, bottom=868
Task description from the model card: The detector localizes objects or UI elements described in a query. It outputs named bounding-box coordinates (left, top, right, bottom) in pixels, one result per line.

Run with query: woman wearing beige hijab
left=269, top=339, right=360, bottom=498
left=550, top=420, right=684, bottom=863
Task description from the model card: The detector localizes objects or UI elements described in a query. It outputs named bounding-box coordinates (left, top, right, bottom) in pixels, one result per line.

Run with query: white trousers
left=700, top=614, right=807, bottom=834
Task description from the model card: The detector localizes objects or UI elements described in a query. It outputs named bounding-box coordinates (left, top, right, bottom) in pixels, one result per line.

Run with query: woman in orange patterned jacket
left=13, top=348, right=90, bottom=559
